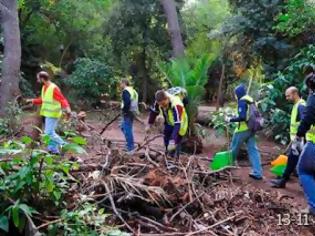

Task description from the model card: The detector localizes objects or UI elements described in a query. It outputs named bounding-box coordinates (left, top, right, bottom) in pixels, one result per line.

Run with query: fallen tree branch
left=135, top=134, right=164, bottom=151
left=99, top=113, right=121, bottom=135
left=103, top=181, right=135, bottom=233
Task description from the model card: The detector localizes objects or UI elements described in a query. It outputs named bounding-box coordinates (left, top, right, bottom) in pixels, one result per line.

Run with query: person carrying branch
left=119, top=79, right=139, bottom=153
left=146, top=90, right=188, bottom=158
left=26, top=71, right=71, bottom=154
left=271, top=87, right=306, bottom=188
left=294, top=73, right=315, bottom=216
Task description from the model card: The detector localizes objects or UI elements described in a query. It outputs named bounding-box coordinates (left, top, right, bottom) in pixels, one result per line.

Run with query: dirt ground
left=97, top=113, right=308, bottom=211
left=19, top=110, right=312, bottom=234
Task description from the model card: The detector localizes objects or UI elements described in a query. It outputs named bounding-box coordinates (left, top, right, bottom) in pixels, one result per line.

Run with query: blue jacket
left=297, top=93, right=315, bottom=137
left=122, top=90, right=131, bottom=115
left=230, top=84, right=248, bottom=123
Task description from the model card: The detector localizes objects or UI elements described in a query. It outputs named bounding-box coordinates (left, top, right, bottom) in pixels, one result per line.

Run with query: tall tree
left=160, top=0, right=185, bottom=57
left=106, top=0, right=171, bottom=103
left=0, top=0, right=21, bottom=116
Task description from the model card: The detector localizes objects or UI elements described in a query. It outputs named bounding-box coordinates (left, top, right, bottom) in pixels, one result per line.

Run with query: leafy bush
left=160, top=54, right=212, bottom=135
left=259, top=45, right=315, bottom=144
left=0, top=134, right=106, bottom=234
left=275, top=0, right=315, bottom=37
left=65, top=58, right=116, bottom=106
left=210, top=107, right=236, bottom=138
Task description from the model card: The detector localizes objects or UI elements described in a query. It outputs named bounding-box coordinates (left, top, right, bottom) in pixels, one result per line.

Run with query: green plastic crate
left=270, top=164, right=287, bottom=177
left=210, top=151, right=233, bottom=170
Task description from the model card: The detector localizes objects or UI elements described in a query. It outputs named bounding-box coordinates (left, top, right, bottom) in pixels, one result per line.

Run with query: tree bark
left=0, top=0, right=22, bottom=116
left=216, top=62, right=225, bottom=111
left=160, top=0, right=185, bottom=58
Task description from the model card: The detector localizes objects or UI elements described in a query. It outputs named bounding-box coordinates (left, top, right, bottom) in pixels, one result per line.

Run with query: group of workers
left=27, top=70, right=315, bottom=216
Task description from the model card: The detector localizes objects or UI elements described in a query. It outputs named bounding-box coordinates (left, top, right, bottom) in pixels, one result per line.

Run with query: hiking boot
left=47, top=147, right=60, bottom=155
left=300, top=207, right=315, bottom=216
left=126, top=149, right=135, bottom=156
left=249, top=173, right=263, bottom=180
left=270, top=178, right=287, bottom=188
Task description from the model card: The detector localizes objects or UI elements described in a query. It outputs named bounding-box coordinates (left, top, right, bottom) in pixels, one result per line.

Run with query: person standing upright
left=271, top=87, right=306, bottom=188
left=27, top=71, right=71, bottom=154
left=120, top=79, right=138, bottom=152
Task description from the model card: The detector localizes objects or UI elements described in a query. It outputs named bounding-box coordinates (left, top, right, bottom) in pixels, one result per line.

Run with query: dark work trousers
left=164, top=124, right=182, bottom=158
left=282, top=146, right=300, bottom=180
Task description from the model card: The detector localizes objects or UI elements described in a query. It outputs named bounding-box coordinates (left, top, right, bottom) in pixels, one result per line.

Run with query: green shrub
left=160, top=54, right=212, bottom=136
left=260, top=45, right=315, bottom=144
left=65, top=58, right=116, bottom=106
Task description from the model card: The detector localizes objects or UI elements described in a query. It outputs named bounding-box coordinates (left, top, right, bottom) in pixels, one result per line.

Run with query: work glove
left=224, top=116, right=231, bottom=123
left=156, top=115, right=164, bottom=124
left=291, top=136, right=304, bottom=156
left=64, top=107, right=72, bottom=121
left=145, top=124, right=152, bottom=134
left=25, top=99, right=33, bottom=104
left=167, top=140, right=176, bottom=152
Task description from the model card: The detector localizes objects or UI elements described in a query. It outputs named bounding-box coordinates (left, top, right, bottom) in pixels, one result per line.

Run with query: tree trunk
left=0, top=0, right=22, bottom=116
left=141, top=47, right=148, bottom=103
left=160, top=0, right=185, bottom=58
left=216, top=62, right=225, bottom=111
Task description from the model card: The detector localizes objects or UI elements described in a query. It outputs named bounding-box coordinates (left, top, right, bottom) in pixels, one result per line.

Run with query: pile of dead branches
left=67, top=135, right=315, bottom=236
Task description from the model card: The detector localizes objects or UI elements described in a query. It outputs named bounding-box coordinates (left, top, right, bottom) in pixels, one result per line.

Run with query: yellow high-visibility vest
left=159, top=93, right=188, bottom=136
left=290, top=99, right=305, bottom=141
left=235, top=95, right=253, bottom=133
left=40, top=83, right=62, bottom=118
left=121, top=86, right=139, bottom=113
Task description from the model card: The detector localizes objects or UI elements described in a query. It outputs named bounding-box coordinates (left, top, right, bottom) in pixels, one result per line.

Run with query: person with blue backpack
left=225, top=84, right=263, bottom=180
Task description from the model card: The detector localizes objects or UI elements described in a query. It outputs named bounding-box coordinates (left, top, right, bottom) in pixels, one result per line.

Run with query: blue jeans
left=121, top=115, right=135, bottom=151
left=230, top=130, right=263, bottom=177
left=297, top=142, right=315, bottom=215
left=44, top=117, right=67, bottom=153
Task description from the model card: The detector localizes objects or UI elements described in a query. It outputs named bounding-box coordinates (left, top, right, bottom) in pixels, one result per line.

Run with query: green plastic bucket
left=270, top=165, right=286, bottom=177
left=210, top=151, right=233, bottom=170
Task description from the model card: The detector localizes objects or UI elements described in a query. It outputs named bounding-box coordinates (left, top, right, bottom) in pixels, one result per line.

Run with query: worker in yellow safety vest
left=271, top=87, right=306, bottom=188
left=146, top=90, right=188, bottom=158
left=225, top=84, right=263, bottom=180
left=26, top=71, right=71, bottom=154
left=119, top=79, right=139, bottom=152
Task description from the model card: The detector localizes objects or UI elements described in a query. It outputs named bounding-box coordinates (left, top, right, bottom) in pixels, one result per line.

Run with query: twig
left=135, top=134, right=164, bottom=151
left=144, top=146, right=159, bottom=167
left=103, top=181, right=134, bottom=233
left=186, top=214, right=239, bottom=236
left=137, top=215, right=178, bottom=232
left=193, top=165, right=239, bottom=175
left=37, top=218, right=63, bottom=230
left=37, top=157, right=44, bottom=182
left=99, top=113, right=121, bottom=135
left=169, top=192, right=205, bottom=222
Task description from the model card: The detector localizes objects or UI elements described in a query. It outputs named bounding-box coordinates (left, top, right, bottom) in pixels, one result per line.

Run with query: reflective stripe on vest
left=306, top=125, right=315, bottom=143
left=40, top=83, right=62, bottom=118
left=235, top=95, right=254, bottom=133
left=290, top=99, right=306, bottom=141
left=159, top=94, right=188, bottom=136
left=121, top=87, right=139, bottom=112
